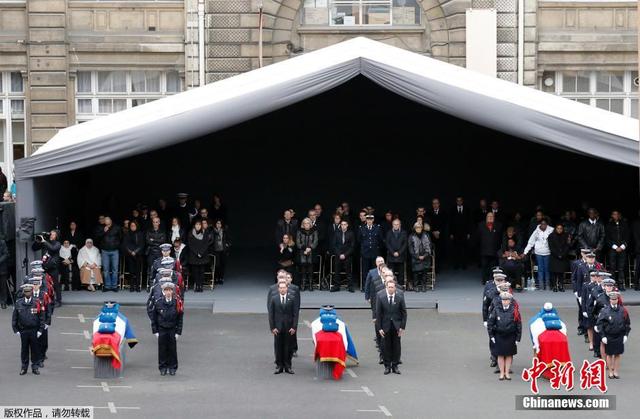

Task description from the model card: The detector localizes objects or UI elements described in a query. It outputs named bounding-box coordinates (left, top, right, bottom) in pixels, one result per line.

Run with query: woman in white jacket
left=523, top=220, right=553, bottom=290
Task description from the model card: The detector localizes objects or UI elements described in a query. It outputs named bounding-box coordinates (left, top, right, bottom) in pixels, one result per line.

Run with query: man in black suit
left=332, top=220, right=355, bottom=292
left=275, top=210, right=298, bottom=246
left=449, top=196, right=472, bottom=270
left=375, top=280, right=407, bottom=375
left=476, top=212, right=503, bottom=284
left=268, top=281, right=299, bottom=374
left=385, top=219, right=407, bottom=286
left=427, top=198, right=447, bottom=272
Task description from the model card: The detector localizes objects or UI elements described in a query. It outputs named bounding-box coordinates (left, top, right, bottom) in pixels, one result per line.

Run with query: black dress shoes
left=32, top=369, right=40, bottom=375
left=19, top=368, right=27, bottom=375
left=392, top=366, right=401, bottom=375
left=285, top=368, right=294, bottom=374
left=169, top=369, right=176, bottom=376
left=384, top=368, right=391, bottom=375
left=160, top=369, right=167, bottom=376
left=274, top=367, right=283, bottom=374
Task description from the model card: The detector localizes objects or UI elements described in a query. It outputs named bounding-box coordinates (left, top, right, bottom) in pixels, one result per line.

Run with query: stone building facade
left=0, top=0, right=637, bottom=182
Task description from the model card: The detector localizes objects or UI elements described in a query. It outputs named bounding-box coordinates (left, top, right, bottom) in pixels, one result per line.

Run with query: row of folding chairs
left=325, top=254, right=437, bottom=291
left=528, top=253, right=638, bottom=289
left=117, top=254, right=218, bottom=290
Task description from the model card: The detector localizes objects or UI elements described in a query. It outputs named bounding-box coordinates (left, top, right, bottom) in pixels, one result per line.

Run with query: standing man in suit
left=359, top=214, right=383, bottom=290
left=385, top=219, right=408, bottom=286
left=476, top=212, right=503, bottom=284
left=450, top=196, right=472, bottom=270
left=427, top=198, right=447, bottom=273
left=332, top=220, right=355, bottom=292
left=376, top=280, right=407, bottom=375
left=268, top=281, right=298, bottom=374
left=275, top=210, right=299, bottom=246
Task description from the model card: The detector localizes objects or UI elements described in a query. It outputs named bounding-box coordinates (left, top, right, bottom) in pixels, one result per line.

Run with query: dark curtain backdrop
left=47, top=76, right=638, bottom=248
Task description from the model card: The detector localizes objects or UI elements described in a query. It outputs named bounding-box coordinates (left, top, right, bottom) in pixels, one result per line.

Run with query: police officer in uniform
left=596, top=290, right=630, bottom=379
left=147, top=269, right=175, bottom=320
left=151, top=281, right=184, bottom=376
left=30, top=275, right=52, bottom=368
left=12, top=283, right=45, bottom=375
left=359, top=215, right=383, bottom=290
left=151, top=244, right=174, bottom=280
left=592, top=277, right=617, bottom=358
left=483, top=270, right=507, bottom=369
left=572, top=250, right=600, bottom=338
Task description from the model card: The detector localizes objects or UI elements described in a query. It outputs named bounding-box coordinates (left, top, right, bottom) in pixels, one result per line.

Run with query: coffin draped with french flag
left=311, top=307, right=358, bottom=380
left=91, top=303, right=138, bottom=369
left=528, top=303, right=571, bottom=379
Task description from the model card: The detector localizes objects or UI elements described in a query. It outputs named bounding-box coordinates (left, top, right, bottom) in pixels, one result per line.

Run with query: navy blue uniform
left=359, top=224, right=383, bottom=286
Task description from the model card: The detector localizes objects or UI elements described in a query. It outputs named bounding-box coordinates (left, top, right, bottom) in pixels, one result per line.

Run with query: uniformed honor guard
left=268, top=281, right=298, bottom=374
left=585, top=271, right=608, bottom=352
left=147, top=269, right=174, bottom=320
left=12, top=283, right=45, bottom=375
left=151, top=244, right=174, bottom=281
left=482, top=269, right=506, bottom=368
left=581, top=271, right=605, bottom=355
left=487, top=292, right=522, bottom=381
left=596, top=290, right=630, bottom=379
left=151, top=281, right=184, bottom=376
left=30, top=275, right=52, bottom=368
left=572, top=250, right=600, bottom=337
left=592, top=277, right=617, bottom=358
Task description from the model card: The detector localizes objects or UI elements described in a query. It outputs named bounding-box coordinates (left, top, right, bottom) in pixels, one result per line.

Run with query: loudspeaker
left=17, top=217, right=36, bottom=243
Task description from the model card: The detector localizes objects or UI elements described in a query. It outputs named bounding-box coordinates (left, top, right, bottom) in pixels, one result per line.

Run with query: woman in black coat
left=211, top=219, right=231, bottom=285
left=277, top=233, right=296, bottom=279
left=296, top=218, right=318, bottom=291
left=548, top=224, right=571, bottom=292
left=122, top=220, right=145, bottom=292
left=487, top=292, right=522, bottom=381
left=188, top=220, right=212, bottom=293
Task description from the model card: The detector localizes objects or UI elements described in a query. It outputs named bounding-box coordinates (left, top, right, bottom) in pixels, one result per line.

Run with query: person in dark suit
left=385, top=219, right=408, bottom=286
left=268, top=282, right=299, bottom=374
left=605, top=210, right=630, bottom=291
left=633, top=214, right=640, bottom=291
left=476, top=212, right=503, bottom=284
left=375, top=280, right=407, bottom=375
left=332, top=220, right=355, bottom=292
left=275, top=210, right=298, bottom=246
left=427, top=198, right=447, bottom=272
left=449, top=196, right=472, bottom=270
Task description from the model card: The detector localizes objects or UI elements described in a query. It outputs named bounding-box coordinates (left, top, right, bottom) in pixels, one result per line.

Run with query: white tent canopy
left=15, top=37, right=640, bottom=183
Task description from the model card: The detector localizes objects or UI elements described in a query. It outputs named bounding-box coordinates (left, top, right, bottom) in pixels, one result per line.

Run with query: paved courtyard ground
left=1, top=304, right=637, bottom=418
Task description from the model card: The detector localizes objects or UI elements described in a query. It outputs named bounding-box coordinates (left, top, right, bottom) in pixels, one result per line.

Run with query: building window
left=0, top=71, right=26, bottom=180
left=75, top=70, right=181, bottom=122
left=543, top=70, right=639, bottom=119
left=301, top=0, right=420, bottom=26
